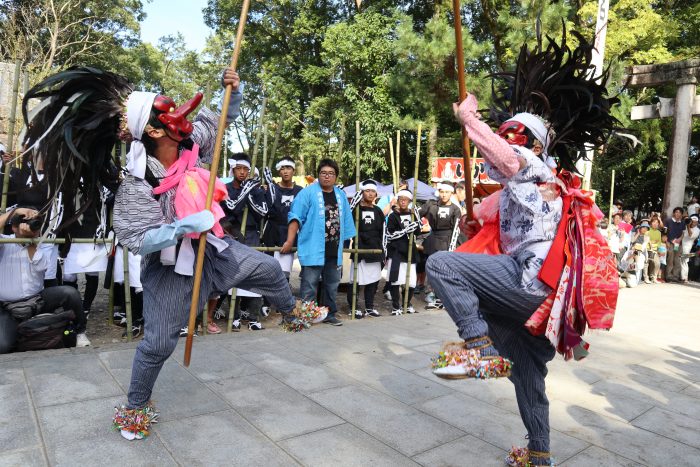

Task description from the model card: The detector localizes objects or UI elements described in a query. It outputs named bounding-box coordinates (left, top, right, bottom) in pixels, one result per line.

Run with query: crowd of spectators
left=602, top=198, right=700, bottom=287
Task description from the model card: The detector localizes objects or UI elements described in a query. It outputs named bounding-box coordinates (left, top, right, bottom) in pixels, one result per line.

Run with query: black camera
left=10, top=214, right=44, bottom=232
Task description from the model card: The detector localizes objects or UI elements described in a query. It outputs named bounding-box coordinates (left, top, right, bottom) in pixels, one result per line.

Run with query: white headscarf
left=506, top=112, right=557, bottom=169
left=125, top=91, right=157, bottom=179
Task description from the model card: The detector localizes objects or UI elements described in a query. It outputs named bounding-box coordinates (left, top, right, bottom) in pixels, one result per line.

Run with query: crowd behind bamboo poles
left=2, top=88, right=474, bottom=345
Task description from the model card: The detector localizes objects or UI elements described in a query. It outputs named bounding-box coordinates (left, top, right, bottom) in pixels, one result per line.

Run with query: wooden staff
left=452, top=0, right=474, bottom=220
left=403, top=124, right=421, bottom=313
left=1, top=60, right=21, bottom=211
left=184, top=0, right=251, bottom=366
left=351, top=121, right=361, bottom=320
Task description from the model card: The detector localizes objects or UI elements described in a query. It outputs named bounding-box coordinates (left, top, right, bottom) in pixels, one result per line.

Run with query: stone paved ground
left=1, top=282, right=699, bottom=466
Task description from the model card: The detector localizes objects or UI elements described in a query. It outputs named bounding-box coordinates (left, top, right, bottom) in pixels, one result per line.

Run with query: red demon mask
left=153, top=92, right=203, bottom=138
left=496, top=120, right=529, bottom=147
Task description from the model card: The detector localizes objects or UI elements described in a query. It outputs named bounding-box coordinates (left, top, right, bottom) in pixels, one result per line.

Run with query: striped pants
left=426, top=251, right=555, bottom=460
left=127, top=237, right=296, bottom=408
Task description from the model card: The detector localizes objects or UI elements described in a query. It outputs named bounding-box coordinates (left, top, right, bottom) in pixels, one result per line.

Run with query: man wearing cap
left=347, top=179, right=385, bottom=318
left=420, top=180, right=461, bottom=308
left=262, top=157, right=302, bottom=282
left=282, top=158, right=355, bottom=326
left=220, top=152, right=269, bottom=331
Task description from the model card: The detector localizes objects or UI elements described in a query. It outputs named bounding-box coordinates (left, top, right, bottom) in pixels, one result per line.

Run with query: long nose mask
left=153, top=92, right=203, bottom=138
left=496, top=121, right=529, bottom=147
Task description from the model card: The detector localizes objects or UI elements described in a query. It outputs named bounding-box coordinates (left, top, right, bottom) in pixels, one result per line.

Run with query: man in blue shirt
left=282, top=159, right=355, bottom=325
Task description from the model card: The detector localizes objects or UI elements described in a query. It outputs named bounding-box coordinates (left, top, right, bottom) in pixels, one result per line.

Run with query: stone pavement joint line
left=0, top=283, right=699, bottom=466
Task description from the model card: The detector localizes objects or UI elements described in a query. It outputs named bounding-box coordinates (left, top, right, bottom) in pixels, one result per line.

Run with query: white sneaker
left=407, top=305, right=417, bottom=314
left=391, top=308, right=403, bottom=316
left=76, top=333, right=91, bottom=347
left=248, top=321, right=263, bottom=331
left=383, top=291, right=392, bottom=300
left=261, top=306, right=270, bottom=317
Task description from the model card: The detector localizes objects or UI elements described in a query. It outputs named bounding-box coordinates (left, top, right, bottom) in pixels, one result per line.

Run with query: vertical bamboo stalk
left=403, top=124, right=421, bottom=313
left=223, top=130, right=228, bottom=177
left=1, top=60, right=21, bottom=211
left=337, top=118, right=346, bottom=159
left=388, top=137, right=398, bottom=192
left=269, top=109, right=286, bottom=164
left=351, top=121, right=361, bottom=320
left=262, top=123, right=269, bottom=182
left=123, top=246, right=132, bottom=342
left=395, top=130, right=401, bottom=183
left=608, top=169, right=615, bottom=226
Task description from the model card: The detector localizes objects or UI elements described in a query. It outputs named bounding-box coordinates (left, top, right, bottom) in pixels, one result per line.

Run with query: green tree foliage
left=2, top=0, right=698, bottom=207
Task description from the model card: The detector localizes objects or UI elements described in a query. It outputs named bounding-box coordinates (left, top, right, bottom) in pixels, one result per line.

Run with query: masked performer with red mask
left=426, top=30, right=619, bottom=466
left=21, top=67, right=304, bottom=440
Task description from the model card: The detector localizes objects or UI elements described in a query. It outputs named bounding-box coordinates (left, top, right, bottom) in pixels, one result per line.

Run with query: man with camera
left=0, top=206, right=90, bottom=353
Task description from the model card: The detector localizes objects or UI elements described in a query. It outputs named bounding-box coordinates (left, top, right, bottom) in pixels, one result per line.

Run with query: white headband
left=228, top=159, right=251, bottom=170
left=361, top=182, right=378, bottom=192
left=506, top=112, right=557, bottom=169
left=125, top=91, right=157, bottom=179
left=436, top=182, right=454, bottom=193
left=396, top=189, right=413, bottom=199
left=275, top=159, right=295, bottom=171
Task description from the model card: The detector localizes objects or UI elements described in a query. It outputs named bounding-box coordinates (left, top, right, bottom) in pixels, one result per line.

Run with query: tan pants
left=665, top=243, right=681, bottom=281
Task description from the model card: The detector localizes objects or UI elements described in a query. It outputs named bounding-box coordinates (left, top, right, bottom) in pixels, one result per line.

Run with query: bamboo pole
left=1, top=60, right=21, bottom=211
left=262, top=123, right=269, bottom=181
left=227, top=97, right=266, bottom=334
left=351, top=121, right=361, bottom=320
left=452, top=0, right=474, bottom=220
left=395, top=130, right=401, bottom=184
left=608, top=169, right=615, bottom=226
left=337, top=118, right=346, bottom=159
left=388, top=137, right=398, bottom=192
left=403, top=124, right=421, bottom=314
left=185, top=0, right=251, bottom=366
left=123, top=245, right=133, bottom=342
left=269, top=109, right=286, bottom=163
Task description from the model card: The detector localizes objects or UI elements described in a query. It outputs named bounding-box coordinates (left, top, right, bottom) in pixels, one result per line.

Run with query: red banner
left=433, top=157, right=498, bottom=185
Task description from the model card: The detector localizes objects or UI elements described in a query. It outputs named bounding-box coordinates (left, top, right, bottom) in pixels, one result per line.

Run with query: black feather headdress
left=489, top=26, right=619, bottom=173
left=21, top=66, right=133, bottom=231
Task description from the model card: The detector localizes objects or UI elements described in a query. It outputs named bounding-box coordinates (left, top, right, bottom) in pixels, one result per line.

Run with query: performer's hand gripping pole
left=452, top=0, right=474, bottom=220
left=184, top=0, right=251, bottom=367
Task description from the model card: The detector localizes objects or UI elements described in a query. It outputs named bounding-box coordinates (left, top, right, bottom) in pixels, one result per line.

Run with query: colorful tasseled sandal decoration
left=113, top=403, right=159, bottom=440
left=505, top=447, right=554, bottom=466
left=282, top=300, right=328, bottom=332
left=431, top=340, right=512, bottom=380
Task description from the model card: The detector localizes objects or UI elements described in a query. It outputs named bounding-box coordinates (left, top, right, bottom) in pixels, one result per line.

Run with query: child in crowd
left=658, top=233, right=668, bottom=282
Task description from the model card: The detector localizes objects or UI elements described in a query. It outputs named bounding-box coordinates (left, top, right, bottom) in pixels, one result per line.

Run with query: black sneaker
left=232, top=319, right=241, bottom=332
left=323, top=316, right=343, bottom=326
left=248, top=321, right=264, bottom=331
left=179, top=326, right=198, bottom=337
left=260, top=306, right=270, bottom=317
left=391, top=308, right=403, bottom=316
left=365, top=308, right=380, bottom=317
left=354, top=310, right=364, bottom=319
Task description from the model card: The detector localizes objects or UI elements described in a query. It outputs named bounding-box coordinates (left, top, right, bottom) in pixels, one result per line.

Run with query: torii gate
left=626, top=59, right=700, bottom=218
